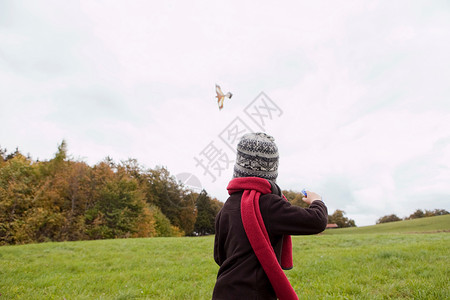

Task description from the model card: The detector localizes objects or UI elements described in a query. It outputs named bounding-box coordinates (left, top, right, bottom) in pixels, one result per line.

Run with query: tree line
left=377, top=209, right=449, bottom=224
left=1, top=141, right=360, bottom=246
left=0, top=141, right=222, bottom=245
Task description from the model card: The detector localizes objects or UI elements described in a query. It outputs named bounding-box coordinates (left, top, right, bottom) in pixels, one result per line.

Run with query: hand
left=302, top=190, right=322, bottom=205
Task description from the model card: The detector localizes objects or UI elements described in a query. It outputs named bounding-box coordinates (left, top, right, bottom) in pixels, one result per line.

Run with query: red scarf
left=227, top=177, right=298, bottom=300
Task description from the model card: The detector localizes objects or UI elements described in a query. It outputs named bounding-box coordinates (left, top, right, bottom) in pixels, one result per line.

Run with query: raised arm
left=262, top=194, right=328, bottom=236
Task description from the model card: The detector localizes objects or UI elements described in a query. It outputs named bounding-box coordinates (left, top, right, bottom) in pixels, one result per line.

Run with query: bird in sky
left=216, top=84, right=232, bottom=110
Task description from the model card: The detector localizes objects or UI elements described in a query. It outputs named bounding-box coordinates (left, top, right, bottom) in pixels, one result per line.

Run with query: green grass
left=1, top=216, right=449, bottom=299
left=0, top=237, right=217, bottom=299
left=290, top=234, right=449, bottom=299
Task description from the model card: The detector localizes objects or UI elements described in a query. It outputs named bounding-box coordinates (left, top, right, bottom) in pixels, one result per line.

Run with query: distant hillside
left=324, top=214, right=450, bottom=235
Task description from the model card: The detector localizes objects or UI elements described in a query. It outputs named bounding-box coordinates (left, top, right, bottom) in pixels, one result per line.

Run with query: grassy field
left=324, top=214, right=450, bottom=235
left=0, top=216, right=449, bottom=299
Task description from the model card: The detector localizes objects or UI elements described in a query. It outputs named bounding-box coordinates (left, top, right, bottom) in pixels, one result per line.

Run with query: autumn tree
left=149, top=205, right=183, bottom=237
left=407, top=209, right=449, bottom=220
left=27, top=141, right=76, bottom=242
left=376, top=214, right=402, bottom=224
left=431, top=209, right=449, bottom=216
left=177, top=191, right=198, bottom=236
left=139, top=166, right=186, bottom=233
left=0, top=147, right=6, bottom=167
left=84, top=161, right=149, bottom=239
left=194, top=190, right=216, bottom=235
left=328, top=209, right=356, bottom=227
left=0, top=152, right=38, bottom=244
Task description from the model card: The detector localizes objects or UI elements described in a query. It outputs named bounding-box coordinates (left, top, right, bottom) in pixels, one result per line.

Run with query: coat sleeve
left=262, top=194, right=328, bottom=236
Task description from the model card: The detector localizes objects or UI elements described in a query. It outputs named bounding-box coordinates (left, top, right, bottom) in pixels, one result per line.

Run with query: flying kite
left=215, top=84, right=232, bottom=110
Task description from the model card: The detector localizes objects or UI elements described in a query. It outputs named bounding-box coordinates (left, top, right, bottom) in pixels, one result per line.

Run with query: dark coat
left=212, top=191, right=328, bottom=300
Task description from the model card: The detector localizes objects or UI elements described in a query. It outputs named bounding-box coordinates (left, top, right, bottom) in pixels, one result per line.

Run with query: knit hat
left=233, top=132, right=279, bottom=182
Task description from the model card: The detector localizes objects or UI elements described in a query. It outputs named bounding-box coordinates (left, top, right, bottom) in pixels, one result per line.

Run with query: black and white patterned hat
left=233, top=132, right=279, bottom=182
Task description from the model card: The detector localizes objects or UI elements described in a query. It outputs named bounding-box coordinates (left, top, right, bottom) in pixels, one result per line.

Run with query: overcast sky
left=1, top=0, right=449, bottom=226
